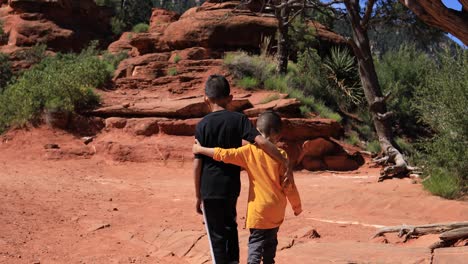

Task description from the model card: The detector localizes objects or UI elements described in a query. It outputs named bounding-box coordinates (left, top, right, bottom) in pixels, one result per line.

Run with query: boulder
left=302, top=138, right=339, bottom=158
left=301, top=156, right=325, bottom=171
left=113, top=53, right=171, bottom=80
left=163, top=5, right=277, bottom=50
left=244, top=98, right=302, bottom=118
left=0, top=0, right=111, bottom=52
left=149, top=8, right=180, bottom=33
left=158, top=118, right=200, bottom=136
left=281, top=118, right=343, bottom=140
left=105, top=117, right=127, bottom=129
left=323, top=153, right=364, bottom=171
left=169, top=47, right=212, bottom=62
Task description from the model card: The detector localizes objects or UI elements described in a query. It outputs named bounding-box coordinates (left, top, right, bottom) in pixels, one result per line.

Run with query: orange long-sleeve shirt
left=213, top=144, right=302, bottom=229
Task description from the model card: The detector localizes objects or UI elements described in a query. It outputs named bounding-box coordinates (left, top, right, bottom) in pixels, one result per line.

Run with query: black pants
left=247, top=227, right=279, bottom=264
left=203, top=198, right=239, bottom=264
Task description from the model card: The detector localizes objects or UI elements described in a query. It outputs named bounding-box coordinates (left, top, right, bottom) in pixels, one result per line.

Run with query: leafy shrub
left=366, top=140, right=381, bottom=153
left=16, top=44, right=47, bottom=65
left=224, top=51, right=342, bottom=121
left=224, top=52, right=275, bottom=84
left=289, top=17, right=318, bottom=56
left=111, top=17, right=126, bottom=35
left=0, top=45, right=123, bottom=133
left=167, top=67, right=178, bottom=76
left=0, top=53, right=12, bottom=92
left=237, top=77, right=259, bottom=90
left=414, top=48, right=467, bottom=198
left=260, top=94, right=280, bottom=104
left=375, top=45, right=434, bottom=137
left=345, top=131, right=360, bottom=146
left=132, top=23, right=149, bottom=33
left=173, top=54, right=181, bottom=64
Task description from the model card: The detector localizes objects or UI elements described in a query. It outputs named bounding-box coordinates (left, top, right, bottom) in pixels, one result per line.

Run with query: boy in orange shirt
left=193, top=111, right=302, bottom=264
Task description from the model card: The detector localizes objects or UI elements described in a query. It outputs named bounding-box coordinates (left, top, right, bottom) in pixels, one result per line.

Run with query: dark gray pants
left=247, top=227, right=279, bottom=264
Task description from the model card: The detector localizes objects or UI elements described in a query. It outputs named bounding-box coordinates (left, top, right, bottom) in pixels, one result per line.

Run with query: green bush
left=173, top=54, right=181, bottom=64
left=260, top=94, right=280, bottom=104
left=111, top=17, right=126, bottom=35
left=345, top=131, right=360, bottom=146
left=0, top=53, right=12, bottom=92
left=223, top=52, right=275, bottom=84
left=0, top=45, right=123, bottom=133
left=224, top=51, right=342, bottom=121
left=237, top=77, right=259, bottom=90
left=132, top=23, right=149, bottom=33
left=423, top=168, right=461, bottom=199
left=414, top=48, right=467, bottom=198
left=366, top=140, right=381, bottom=154
left=167, top=67, right=178, bottom=76
left=375, top=45, right=433, bottom=137
left=16, top=44, right=47, bottom=65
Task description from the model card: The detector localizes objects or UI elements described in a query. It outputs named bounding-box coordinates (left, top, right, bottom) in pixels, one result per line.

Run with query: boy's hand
left=192, top=139, right=202, bottom=154
left=196, top=198, right=203, bottom=215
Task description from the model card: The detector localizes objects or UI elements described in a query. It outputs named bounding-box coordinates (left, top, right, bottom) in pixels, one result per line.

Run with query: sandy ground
left=1, top=150, right=467, bottom=264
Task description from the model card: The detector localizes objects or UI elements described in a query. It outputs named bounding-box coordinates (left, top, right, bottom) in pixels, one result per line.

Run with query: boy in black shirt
left=194, top=75, right=289, bottom=264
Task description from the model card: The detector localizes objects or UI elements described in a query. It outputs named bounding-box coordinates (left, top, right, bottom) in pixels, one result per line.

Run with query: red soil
left=1, top=127, right=467, bottom=263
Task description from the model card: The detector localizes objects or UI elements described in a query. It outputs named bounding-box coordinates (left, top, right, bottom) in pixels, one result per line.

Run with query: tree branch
left=361, top=0, right=376, bottom=29
left=399, top=0, right=468, bottom=45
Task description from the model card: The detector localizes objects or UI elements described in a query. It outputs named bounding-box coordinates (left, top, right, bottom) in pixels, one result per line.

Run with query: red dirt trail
left=1, top=128, right=467, bottom=264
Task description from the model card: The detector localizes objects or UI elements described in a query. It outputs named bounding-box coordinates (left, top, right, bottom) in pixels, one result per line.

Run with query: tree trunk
left=399, top=0, right=468, bottom=45
left=344, top=0, right=411, bottom=180
left=276, top=0, right=290, bottom=74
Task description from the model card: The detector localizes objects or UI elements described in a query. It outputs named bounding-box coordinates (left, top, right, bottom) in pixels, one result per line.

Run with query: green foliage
left=0, top=53, right=12, bottom=92
left=366, top=140, right=381, bottom=154
left=167, top=67, right=178, bottom=76
left=413, top=48, right=468, bottom=198
left=323, top=47, right=364, bottom=110
left=345, top=131, right=360, bottom=146
left=423, top=168, right=461, bottom=200
left=121, top=0, right=153, bottom=27
left=173, top=54, right=181, bottom=64
left=376, top=45, right=433, bottom=137
left=260, top=94, right=280, bottom=104
left=224, top=51, right=342, bottom=121
left=111, top=17, right=126, bottom=35
left=0, top=45, right=123, bottom=133
left=224, top=52, right=275, bottom=84
left=237, top=77, right=259, bottom=90
left=289, top=18, right=318, bottom=55
left=17, top=44, right=47, bottom=65
left=0, top=20, right=4, bottom=37
left=132, top=23, right=149, bottom=33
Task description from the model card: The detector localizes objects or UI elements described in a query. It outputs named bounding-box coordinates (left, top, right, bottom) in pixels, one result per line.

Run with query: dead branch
left=373, top=222, right=468, bottom=239
left=439, top=227, right=468, bottom=241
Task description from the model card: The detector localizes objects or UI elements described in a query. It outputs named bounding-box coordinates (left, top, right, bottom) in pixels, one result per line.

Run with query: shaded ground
left=1, top=140, right=467, bottom=263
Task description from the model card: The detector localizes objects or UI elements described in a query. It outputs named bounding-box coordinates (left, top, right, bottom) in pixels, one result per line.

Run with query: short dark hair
left=205, top=74, right=230, bottom=99
left=257, top=111, right=282, bottom=137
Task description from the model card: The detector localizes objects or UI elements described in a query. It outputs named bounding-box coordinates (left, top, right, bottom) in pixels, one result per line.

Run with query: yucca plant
left=323, top=47, right=364, bottom=110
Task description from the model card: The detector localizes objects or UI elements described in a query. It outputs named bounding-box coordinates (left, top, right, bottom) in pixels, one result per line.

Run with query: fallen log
left=439, top=227, right=468, bottom=241
left=373, top=222, right=468, bottom=240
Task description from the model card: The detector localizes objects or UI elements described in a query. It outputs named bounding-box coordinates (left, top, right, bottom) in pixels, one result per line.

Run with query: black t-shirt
left=195, top=110, right=260, bottom=199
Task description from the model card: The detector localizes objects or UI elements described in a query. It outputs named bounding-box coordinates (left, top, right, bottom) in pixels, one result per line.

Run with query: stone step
left=92, top=97, right=253, bottom=119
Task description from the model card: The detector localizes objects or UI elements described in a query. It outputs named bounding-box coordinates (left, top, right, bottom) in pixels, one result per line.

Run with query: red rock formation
left=0, top=0, right=111, bottom=52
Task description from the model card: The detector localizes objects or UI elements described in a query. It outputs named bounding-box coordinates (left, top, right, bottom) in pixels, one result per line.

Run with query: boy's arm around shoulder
left=254, top=135, right=293, bottom=186
left=192, top=139, right=249, bottom=168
